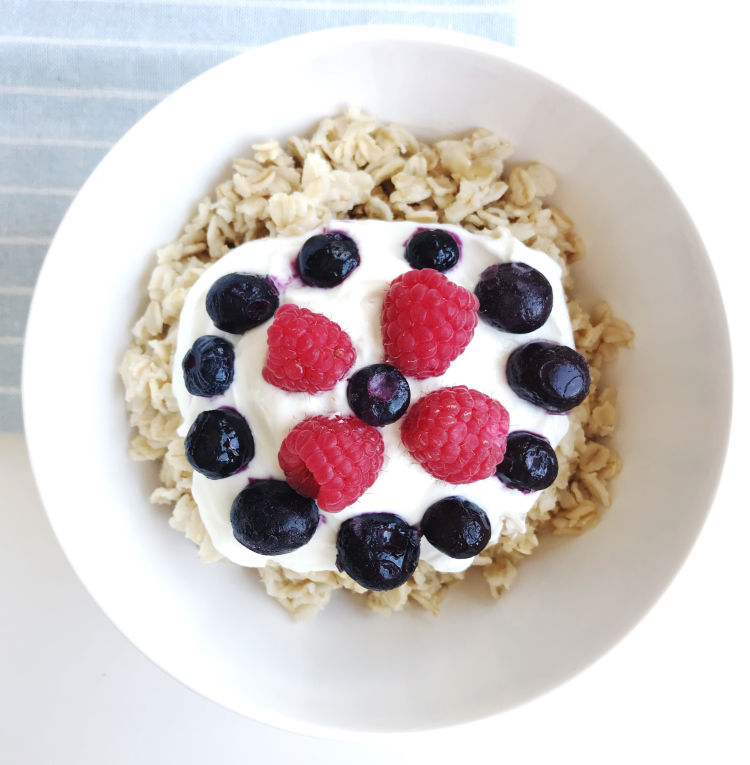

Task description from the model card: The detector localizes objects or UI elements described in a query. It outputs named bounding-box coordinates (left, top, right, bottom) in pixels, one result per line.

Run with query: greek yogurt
left=173, top=220, right=574, bottom=574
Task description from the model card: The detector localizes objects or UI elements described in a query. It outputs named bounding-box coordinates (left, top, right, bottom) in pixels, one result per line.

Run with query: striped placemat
left=0, top=0, right=516, bottom=431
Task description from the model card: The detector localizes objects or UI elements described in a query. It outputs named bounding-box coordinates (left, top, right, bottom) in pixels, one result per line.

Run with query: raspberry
left=278, top=415, right=384, bottom=512
left=262, top=304, right=356, bottom=393
left=401, top=386, right=509, bottom=484
left=381, top=268, right=478, bottom=379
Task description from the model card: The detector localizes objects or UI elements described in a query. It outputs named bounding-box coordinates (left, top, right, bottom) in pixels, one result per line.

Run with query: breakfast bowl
left=22, top=26, right=732, bottom=737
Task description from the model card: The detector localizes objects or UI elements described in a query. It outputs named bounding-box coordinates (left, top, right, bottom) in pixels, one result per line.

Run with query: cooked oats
left=120, top=108, right=633, bottom=618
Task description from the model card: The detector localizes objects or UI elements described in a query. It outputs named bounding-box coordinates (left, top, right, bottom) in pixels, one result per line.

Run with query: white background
left=2, top=1, right=748, bottom=762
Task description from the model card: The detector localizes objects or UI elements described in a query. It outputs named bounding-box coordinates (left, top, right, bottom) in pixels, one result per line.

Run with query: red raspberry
left=381, top=268, right=478, bottom=380
left=263, top=304, right=356, bottom=393
left=278, top=415, right=384, bottom=512
left=401, top=386, right=509, bottom=484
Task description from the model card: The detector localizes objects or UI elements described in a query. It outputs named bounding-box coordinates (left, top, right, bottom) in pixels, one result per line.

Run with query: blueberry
left=496, top=431, right=559, bottom=492
left=205, top=273, right=279, bottom=334
left=184, top=408, right=254, bottom=479
left=421, top=497, right=491, bottom=559
left=298, top=231, right=360, bottom=288
left=404, top=229, right=460, bottom=272
left=336, top=512, right=421, bottom=591
left=506, top=341, right=590, bottom=413
left=346, top=364, right=410, bottom=427
left=475, top=262, right=553, bottom=333
left=230, top=479, right=319, bottom=555
left=182, top=335, right=234, bottom=397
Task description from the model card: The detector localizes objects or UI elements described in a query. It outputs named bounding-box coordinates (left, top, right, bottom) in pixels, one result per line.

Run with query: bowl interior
left=23, top=28, right=731, bottom=736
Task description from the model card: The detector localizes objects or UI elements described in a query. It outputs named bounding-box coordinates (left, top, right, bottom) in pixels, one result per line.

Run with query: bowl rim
left=21, top=24, right=733, bottom=740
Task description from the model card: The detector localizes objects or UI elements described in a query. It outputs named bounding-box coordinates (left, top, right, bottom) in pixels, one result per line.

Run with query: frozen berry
left=230, top=479, right=318, bottom=555
left=185, top=408, right=254, bottom=479
left=401, top=386, right=509, bottom=484
left=336, top=512, right=421, bottom=590
left=496, top=431, right=558, bottom=492
left=506, top=341, right=590, bottom=413
left=421, top=497, right=491, bottom=558
left=298, top=231, right=360, bottom=287
left=475, top=262, right=553, bottom=334
left=181, top=335, right=234, bottom=397
left=404, top=229, right=460, bottom=272
left=346, top=364, right=410, bottom=427
left=263, top=304, right=356, bottom=393
left=381, top=268, right=478, bottom=379
left=278, top=415, right=384, bottom=512
left=205, top=273, right=279, bottom=334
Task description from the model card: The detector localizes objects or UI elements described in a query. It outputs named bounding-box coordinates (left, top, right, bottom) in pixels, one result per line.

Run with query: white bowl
left=23, top=26, right=732, bottom=737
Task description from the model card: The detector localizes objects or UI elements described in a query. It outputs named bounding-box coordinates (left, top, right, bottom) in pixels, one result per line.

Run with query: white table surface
left=3, top=1, right=749, bottom=762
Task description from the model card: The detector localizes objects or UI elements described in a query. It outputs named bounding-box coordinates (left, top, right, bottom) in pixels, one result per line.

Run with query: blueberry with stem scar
left=346, top=364, right=410, bottom=426
left=205, top=273, right=279, bottom=334
left=506, top=341, right=590, bottom=412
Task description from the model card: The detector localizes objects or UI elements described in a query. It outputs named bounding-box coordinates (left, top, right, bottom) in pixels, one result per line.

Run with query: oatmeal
left=120, top=109, right=633, bottom=618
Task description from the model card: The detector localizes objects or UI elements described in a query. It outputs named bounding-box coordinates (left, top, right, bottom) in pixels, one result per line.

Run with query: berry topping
left=496, top=431, right=559, bottom=492
left=298, top=231, right=360, bottom=288
left=474, top=262, right=553, bottom=334
left=401, top=386, right=509, bottom=484
left=262, top=304, right=356, bottom=393
left=181, top=335, right=234, bottom=397
left=381, top=268, right=478, bottom=379
left=185, top=408, right=254, bottom=479
left=506, top=341, right=590, bottom=413
left=336, top=512, right=421, bottom=590
left=404, top=228, right=460, bottom=272
left=230, top=479, right=319, bottom=555
left=346, top=364, right=410, bottom=427
left=278, top=415, right=384, bottom=512
left=421, top=496, right=491, bottom=559
left=206, top=272, right=279, bottom=334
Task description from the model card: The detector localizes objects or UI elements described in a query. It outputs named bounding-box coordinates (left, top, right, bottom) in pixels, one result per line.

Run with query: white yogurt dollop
left=173, top=220, right=574, bottom=574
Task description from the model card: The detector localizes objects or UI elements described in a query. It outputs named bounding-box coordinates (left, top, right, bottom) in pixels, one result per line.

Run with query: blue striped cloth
left=0, top=0, right=516, bottom=431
